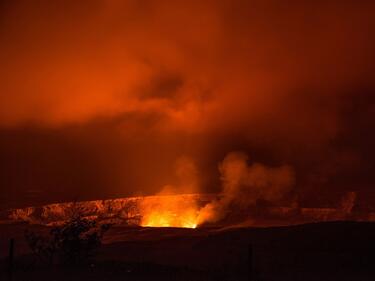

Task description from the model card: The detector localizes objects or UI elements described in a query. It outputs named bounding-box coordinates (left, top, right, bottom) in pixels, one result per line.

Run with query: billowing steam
left=198, top=152, right=295, bottom=224
left=138, top=152, right=295, bottom=227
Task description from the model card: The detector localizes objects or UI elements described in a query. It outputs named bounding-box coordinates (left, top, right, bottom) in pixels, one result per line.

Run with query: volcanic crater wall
left=3, top=193, right=375, bottom=227
left=3, top=194, right=215, bottom=226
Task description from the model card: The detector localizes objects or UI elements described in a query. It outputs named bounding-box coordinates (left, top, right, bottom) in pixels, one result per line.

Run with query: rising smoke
left=198, top=152, right=295, bottom=224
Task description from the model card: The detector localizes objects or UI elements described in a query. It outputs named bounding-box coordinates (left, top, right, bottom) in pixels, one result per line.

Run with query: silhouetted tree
left=25, top=213, right=110, bottom=266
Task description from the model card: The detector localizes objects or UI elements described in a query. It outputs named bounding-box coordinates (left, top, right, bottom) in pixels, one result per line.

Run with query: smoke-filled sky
left=0, top=0, right=374, bottom=209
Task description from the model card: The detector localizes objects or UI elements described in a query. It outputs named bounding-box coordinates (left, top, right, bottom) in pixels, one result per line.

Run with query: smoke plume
left=198, top=152, right=295, bottom=224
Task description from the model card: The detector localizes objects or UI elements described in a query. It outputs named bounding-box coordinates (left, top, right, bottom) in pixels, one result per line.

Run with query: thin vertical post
left=248, top=244, right=253, bottom=281
left=8, top=238, right=14, bottom=281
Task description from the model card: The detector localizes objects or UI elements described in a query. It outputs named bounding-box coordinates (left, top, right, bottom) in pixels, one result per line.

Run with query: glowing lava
left=139, top=194, right=199, bottom=228
left=141, top=211, right=198, bottom=228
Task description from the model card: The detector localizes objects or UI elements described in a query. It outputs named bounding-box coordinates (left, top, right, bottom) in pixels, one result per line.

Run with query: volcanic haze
left=0, top=0, right=374, bottom=209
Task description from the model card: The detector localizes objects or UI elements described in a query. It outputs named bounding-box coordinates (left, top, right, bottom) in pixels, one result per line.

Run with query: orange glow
left=140, top=194, right=199, bottom=228
left=0, top=1, right=374, bottom=224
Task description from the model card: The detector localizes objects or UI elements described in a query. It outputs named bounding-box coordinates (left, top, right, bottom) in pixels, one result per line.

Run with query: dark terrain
left=1, top=221, right=374, bottom=281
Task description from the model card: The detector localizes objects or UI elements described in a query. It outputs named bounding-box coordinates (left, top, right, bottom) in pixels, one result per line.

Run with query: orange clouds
left=0, top=1, right=375, bottom=207
left=1, top=0, right=373, bottom=136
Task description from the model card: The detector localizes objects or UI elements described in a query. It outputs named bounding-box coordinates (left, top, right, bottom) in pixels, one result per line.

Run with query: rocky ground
left=1, top=221, right=375, bottom=280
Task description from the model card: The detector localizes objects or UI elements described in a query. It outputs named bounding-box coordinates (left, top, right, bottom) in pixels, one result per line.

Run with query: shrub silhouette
left=25, top=215, right=110, bottom=266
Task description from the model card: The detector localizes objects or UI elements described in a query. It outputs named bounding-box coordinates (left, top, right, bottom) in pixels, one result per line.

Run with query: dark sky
left=0, top=0, right=374, bottom=209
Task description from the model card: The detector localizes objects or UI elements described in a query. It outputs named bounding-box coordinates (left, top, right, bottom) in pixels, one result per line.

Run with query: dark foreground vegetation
left=1, top=221, right=375, bottom=281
